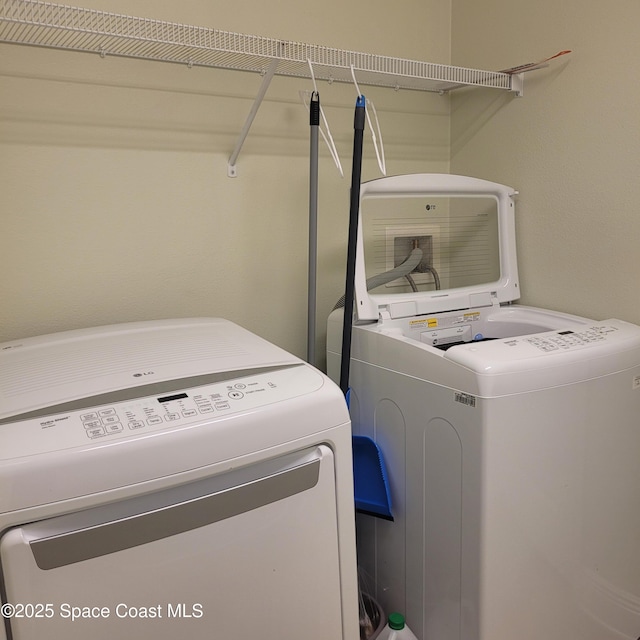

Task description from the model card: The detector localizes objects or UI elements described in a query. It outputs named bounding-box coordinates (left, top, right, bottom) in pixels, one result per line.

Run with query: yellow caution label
left=409, top=317, right=438, bottom=329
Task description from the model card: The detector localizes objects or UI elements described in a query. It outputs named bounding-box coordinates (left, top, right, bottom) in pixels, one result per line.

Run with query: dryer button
left=198, top=406, right=214, bottom=414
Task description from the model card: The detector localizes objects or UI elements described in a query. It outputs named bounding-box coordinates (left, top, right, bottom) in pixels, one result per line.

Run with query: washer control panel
left=522, top=325, right=619, bottom=353
left=445, top=319, right=640, bottom=378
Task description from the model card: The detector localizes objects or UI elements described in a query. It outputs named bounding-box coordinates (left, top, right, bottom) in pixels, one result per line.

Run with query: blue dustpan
left=352, top=434, right=393, bottom=521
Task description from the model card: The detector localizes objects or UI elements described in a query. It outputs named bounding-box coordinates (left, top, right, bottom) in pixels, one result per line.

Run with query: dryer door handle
left=23, top=453, right=322, bottom=570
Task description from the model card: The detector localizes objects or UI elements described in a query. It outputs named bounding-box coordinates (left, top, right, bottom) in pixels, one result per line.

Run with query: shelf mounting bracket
left=510, top=72, right=525, bottom=97
left=227, top=56, right=280, bottom=177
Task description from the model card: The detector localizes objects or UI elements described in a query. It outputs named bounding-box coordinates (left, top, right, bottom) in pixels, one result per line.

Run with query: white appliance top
left=0, top=319, right=349, bottom=513
left=345, top=305, right=640, bottom=396
left=354, top=173, right=519, bottom=322
left=0, top=317, right=297, bottom=423
left=445, top=318, right=640, bottom=374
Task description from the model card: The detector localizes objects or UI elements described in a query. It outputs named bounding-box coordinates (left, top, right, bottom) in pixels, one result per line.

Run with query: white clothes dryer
left=0, top=318, right=359, bottom=640
left=327, top=174, right=640, bottom=640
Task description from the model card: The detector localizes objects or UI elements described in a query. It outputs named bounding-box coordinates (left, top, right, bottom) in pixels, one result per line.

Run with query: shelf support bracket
left=227, top=57, right=280, bottom=177
left=510, top=72, right=524, bottom=97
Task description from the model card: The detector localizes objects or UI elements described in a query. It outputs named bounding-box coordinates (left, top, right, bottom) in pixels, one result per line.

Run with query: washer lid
left=354, top=174, right=520, bottom=322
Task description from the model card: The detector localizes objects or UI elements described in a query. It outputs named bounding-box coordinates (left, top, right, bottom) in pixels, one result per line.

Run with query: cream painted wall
left=451, top=0, right=640, bottom=326
left=0, top=0, right=452, bottom=365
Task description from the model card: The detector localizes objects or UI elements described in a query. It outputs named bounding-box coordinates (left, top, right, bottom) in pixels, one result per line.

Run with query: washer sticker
left=463, top=312, right=481, bottom=322
left=410, top=317, right=438, bottom=329
left=455, top=392, right=476, bottom=408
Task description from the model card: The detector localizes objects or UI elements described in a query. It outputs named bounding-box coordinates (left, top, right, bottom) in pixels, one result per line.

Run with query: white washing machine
left=0, top=318, right=359, bottom=640
left=327, top=174, right=640, bottom=640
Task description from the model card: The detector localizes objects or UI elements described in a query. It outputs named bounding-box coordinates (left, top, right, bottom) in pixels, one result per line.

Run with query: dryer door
left=1, top=446, right=344, bottom=640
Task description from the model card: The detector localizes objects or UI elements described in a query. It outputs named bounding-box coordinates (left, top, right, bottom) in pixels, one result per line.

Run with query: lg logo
left=133, top=371, right=155, bottom=378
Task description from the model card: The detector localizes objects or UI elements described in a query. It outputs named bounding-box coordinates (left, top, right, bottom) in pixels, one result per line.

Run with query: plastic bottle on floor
left=377, top=613, right=419, bottom=640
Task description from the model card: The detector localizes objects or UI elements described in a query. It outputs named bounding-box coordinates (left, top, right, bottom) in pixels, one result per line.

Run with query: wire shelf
left=0, top=0, right=514, bottom=93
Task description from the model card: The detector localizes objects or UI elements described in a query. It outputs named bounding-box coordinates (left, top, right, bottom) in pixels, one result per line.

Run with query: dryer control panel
left=0, top=364, right=324, bottom=460
left=78, top=378, right=267, bottom=441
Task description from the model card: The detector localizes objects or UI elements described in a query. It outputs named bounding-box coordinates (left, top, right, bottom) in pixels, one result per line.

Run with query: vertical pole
left=307, top=92, right=320, bottom=365
left=339, top=96, right=366, bottom=396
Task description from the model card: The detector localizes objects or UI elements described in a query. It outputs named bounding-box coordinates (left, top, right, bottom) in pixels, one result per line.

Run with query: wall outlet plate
left=385, top=224, right=441, bottom=289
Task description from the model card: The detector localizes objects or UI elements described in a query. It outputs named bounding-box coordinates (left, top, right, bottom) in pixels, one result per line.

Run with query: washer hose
left=333, top=247, right=423, bottom=310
